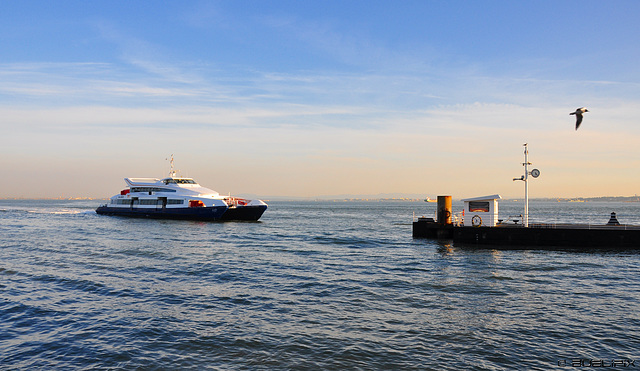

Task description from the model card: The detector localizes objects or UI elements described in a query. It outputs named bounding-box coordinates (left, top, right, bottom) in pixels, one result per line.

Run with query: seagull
left=570, top=107, right=588, bottom=130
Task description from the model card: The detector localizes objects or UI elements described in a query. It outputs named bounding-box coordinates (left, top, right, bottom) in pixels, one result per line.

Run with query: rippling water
left=1, top=199, right=639, bottom=370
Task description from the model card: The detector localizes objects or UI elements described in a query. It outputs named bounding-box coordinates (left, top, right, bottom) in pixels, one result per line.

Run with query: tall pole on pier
left=523, top=144, right=530, bottom=227
left=513, top=143, right=540, bottom=228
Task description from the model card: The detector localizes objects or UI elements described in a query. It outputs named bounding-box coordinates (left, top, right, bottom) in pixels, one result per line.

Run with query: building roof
left=461, top=194, right=502, bottom=202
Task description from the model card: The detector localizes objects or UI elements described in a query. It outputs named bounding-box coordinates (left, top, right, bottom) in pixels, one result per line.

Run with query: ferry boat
left=96, top=158, right=267, bottom=221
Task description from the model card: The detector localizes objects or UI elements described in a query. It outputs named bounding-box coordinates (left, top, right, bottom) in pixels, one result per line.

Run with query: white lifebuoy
left=471, top=215, right=482, bottom=227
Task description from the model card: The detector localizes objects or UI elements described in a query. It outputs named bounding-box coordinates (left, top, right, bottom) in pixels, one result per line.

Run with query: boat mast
left=168, top=154, right=177, bottom=178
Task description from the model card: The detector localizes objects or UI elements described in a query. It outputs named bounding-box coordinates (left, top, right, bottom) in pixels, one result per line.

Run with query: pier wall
left=413, top=218, right=640, bottom=249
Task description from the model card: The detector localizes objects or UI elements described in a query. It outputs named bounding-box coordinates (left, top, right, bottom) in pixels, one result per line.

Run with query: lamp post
left=513, top=143, right=540, bottom=227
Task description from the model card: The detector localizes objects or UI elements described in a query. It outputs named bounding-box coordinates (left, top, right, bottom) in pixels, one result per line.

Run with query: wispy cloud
left=2, top=8, right=640, bottom=198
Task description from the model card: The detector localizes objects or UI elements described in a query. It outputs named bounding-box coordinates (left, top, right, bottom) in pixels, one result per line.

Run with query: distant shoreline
left=1, top=196, right=639, bottom=202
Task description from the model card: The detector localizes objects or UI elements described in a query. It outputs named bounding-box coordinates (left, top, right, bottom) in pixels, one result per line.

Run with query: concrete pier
left=413, top=195, right=640, bottom=249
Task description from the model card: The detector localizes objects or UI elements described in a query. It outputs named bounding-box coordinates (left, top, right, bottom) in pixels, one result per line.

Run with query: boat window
left=469, top=201, right=490, bottom=212
left=167, top=199, right=184, bottom=205
left=131, top=187, right=176, bottom=193
left=175, top=179, right=196, bottom=184
left=162, top=179, right=196, bottom=184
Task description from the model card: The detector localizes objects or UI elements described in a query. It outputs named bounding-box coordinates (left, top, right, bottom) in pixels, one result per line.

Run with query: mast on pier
left=513, top=143, right=540, bottom=227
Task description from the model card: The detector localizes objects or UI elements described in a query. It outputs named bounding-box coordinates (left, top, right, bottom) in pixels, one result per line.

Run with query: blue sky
left=2, top=1, right=639, bottom=198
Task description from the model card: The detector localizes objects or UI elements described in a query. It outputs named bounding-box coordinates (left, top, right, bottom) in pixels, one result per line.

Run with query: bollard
left=437, top=196, right=452, bottom=225
left=607, top=212, right=621, bottom=226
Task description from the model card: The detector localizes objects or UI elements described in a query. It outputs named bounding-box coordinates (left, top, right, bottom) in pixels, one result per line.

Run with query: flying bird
left=570, top=107, right=588, bottom=130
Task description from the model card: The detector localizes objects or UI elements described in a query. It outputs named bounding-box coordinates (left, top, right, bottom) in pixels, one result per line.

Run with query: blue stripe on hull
left=95, top=206, right=228, bottom=221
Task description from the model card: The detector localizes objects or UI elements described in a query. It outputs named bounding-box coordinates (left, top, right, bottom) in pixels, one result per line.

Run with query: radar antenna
left=167, top=154, right=177, bottom=178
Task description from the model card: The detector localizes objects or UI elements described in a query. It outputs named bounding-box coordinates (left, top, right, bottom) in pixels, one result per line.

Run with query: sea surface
left=1, top=199, right=639, bottom=370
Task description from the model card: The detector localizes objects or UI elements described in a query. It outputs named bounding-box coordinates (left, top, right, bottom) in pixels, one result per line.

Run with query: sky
left=1, top=1, right=639, bottom=199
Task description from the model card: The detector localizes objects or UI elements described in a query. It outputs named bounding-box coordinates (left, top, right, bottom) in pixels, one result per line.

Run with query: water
left=1, top=199, right=639, bottom=370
